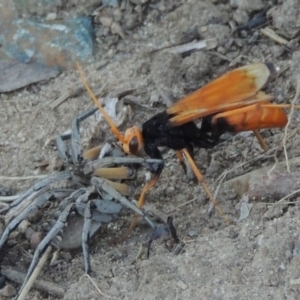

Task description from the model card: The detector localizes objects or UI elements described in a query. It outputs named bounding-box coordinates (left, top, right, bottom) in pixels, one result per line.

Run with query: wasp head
left=123, top=126, right=143, bottom=154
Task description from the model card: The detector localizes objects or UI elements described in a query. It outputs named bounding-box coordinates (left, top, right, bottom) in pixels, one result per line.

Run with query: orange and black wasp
left=77, top=62, right=289, bottom=228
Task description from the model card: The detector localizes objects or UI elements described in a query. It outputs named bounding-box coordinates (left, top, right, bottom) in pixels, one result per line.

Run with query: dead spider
left=0, top=108, right=163, bottom=298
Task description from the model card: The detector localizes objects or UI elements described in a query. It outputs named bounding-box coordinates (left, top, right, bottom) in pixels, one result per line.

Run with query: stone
left=0, top=0, right=95, bottom=68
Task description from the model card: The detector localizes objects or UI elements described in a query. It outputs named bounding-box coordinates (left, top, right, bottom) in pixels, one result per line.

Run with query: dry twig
left=79, top=274, right=111, bottom=298
left=1, top=267, right=64, bottom=297
left=153, top=38, right=218, bottom=54
left=17, top=246, right=53, bottom=300
left=283, top=76, right=300, bottom=172
left=260, top=27, right=289, bottom=45
left=0, top=175, right=48, bottom=181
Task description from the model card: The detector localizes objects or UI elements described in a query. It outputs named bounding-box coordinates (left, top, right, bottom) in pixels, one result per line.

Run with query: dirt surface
left=1, top=0, right=300, bottom=299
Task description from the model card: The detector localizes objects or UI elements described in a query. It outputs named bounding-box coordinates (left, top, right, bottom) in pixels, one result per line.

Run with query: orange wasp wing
left=167, top=63, right=276, bottom=126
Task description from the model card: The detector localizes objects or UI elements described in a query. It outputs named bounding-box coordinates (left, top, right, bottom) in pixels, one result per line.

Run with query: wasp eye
left=129, top=136, right=139, bottom=154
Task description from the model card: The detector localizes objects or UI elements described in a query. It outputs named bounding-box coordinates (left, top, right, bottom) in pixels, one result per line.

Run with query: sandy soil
left=1, top=0, right=300, bottom=299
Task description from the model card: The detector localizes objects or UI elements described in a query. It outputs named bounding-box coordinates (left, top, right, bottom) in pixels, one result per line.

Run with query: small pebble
left=0, top=284, right=17, bottom=297
left=25, top=227, right=35, bottom=240
left=31, top=231, right=43, bottom=250
left=103, top=0, right=120, bottom=7
left=176, top=280, right=188, bottom=290
left=0, top=186, right=12, bottom=196
left=187, top=229, right=198, bottom=237
left=18, top=220, right=30, bottom=234
left=46, top=12, right=57, bottom=21
left=111, top=22, right=125, bottom=38
left=206, top=160, right=221, bottom=177
left=99, top=16, right=113, bottom=27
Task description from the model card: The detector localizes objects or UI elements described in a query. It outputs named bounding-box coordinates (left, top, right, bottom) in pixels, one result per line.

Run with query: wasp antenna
left=76, top=62, right=125, bottom=143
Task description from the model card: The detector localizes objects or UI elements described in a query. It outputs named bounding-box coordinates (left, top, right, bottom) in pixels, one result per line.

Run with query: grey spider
left=0, top=108, right=163, bottom=298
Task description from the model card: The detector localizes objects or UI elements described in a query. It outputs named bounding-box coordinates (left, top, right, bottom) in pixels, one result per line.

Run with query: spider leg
left=56, top=135, right=69, bottom=163
left=0, top=171, right=71, bottom=215
left=82, top=201, right=93, bottom=274
left=79, top=195, right=125, bottom=274
left=0, top=191, right=53, bottom=250
left=56, top=108, right=98, bottom=164
left=16, top=203, right=75, bottom=297
left=92, top=164, right=137, bottom=196
left=4, top=185, right=50, bottom=222
left=5, top=187, right=73, bottom=226
left=58, top=188, right=88, bottom=210
left=84, top=157, right=163, bottom=175
left=101, top=179, right=134, bottom=196
left=70, top=113, right=82, bottom=165
left=49, top=188, right=76, bottom=200
left=85, top=157, right=163, bottom=205
left=93, top=166, right=136, bottom=180
left=91, top=177, right=156, bottom=229
left=83, top=145, right=102, bottom=160
left=75, top=186, right=96, bottom=205
left=0, top=187, right=73, bottom=251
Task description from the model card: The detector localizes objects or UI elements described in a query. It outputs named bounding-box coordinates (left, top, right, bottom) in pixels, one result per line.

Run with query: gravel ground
left=1, top=0, right=300, bottom=299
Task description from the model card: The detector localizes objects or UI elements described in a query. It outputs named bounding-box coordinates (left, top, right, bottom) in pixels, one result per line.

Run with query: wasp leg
left=118, top=173, right=161, bottom=242
left=175, top=150, right=187, bottom=173
left=181, top=148, right=233, bottom=224
left=253, top=130, right=268, bottom=152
